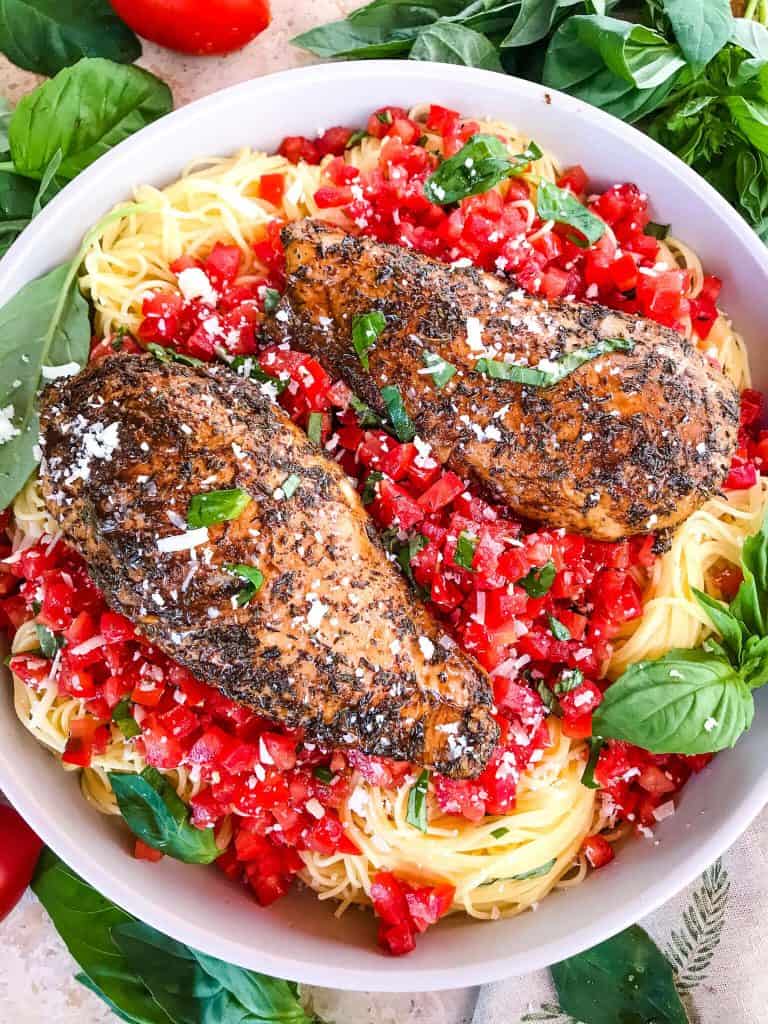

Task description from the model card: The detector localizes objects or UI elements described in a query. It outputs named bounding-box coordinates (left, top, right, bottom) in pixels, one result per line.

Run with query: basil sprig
left=424, top=133, right=542, bottom=205
left=187, top=488, right=252, bottom=528
left=536, top=179, right=607, bottom=244
left=225, top=563, right=265, bottom=607
left=476, top=336, right=634, bottom=389
left=593, top=511, right=768, bottom=754
left=352, top=310, right=386, bottom=369
left=109, top=767, right=220, bottom=864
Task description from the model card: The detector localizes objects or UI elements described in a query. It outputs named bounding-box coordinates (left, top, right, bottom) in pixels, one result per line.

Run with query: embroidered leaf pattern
left=520, top=1003, right=579, bottom=1023
left=665, top=858, right=730, bottom=991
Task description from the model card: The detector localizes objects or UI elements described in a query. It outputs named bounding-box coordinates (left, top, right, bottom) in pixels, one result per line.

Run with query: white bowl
left=1, top=61, right=767, bottom=992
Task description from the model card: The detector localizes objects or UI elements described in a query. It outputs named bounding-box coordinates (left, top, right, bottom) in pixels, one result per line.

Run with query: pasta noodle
left=8, top=108, right=754, bottom=922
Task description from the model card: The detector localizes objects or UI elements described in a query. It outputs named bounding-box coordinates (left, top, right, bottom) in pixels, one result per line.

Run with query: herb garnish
left=454, top=530, right=478, bottom=571
left=518, top=561, right=556, bottom=597
left=424, top=134, right=542, bottom=205
left=224, top=563, right=265, bottom=607
left=381, top=384, right=416, bottom=442
left=490, top=826, right=509, bottom=840
left=406, top=769, right=430, bottom=831
left=146, top=342, right=204, bottom=368
left=35, top=623, right=64, bottom=658
left=352, top=310, right=386, bottom=369
left=279, top=473, right=301, bottom=499
left=187, top=488, right=251, bottom=528
left=536, top=179, right=606, bottom=244
left=263, top=286, right=281, bottom=312
left=361, top=470, right=383, bottom=505
left=422, top=349, right=457, bottom=388
left=581, top=738, right=604, bottom=790
left=307, top=411, right=323, bottom=445
left=230, top=355, right=288, bottom=394
left=313, top=766, right=334, bottom=783
left=112, top=697, right=141, bottom=739
left=476, top=337, right=634, bottom=389
left=548, top=614, right=571, bottom=641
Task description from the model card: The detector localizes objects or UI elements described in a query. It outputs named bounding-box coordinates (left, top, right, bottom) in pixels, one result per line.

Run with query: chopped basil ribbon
left=352, top=310, right=386, bottom=369
left=145, top=343, right=205, bottom=368
left=112, top=697, right=141, bottom=739
left=537, top=680, right=558, bottom=712
left=536, top=179, right=606, bottom=245
left=397, top=534, right=429, bottom=583
left=555, top=668, right=584, bottom=695
left=230, top=355, right=288, bottom=395
left=35, top=623, right=64, bottom=658
left=548, top=614, right=572, bottom=641
left=644, top=221, right=670, bottom=240
left=187, top=488, right=252, bottom=528
left=510, top=858, right=556, bottom=881
left=307, top=411, right=323, bottom=445
left=313, top=766, right=334, bottom=783
left=376, top=110, right=393, bottom=125
left=476, top=337, right=634, bottom=389
left=406, top=769, right=430, bottom=832
left=280, top=473, right=301, bottom=499
left=454, top=530, right=478, bottom=571
left=424, top=134, right=542, bottom=205
left=349, top=392, right=382, bottom=427
left=224, top=563, right=265, bottom=607
left=518, top=561, right=556, bottom=597
left=581, top=738, right=604, bottom=790
left=361, top=470, right=383, bottom=505
left=263, top=287, right=281, bottom=312
left=423, top=350, right=457, bottom=389
left=346, top=129, right=368, bottom=148
left=381, top=384, right=416, bottom=442
left=490, top=826, right=509, bottom=840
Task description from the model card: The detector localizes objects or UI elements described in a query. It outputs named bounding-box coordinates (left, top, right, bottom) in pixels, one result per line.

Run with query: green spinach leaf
left=109, top=767, right=221, bottom=864
left=10, top=58, right=172, bottom=181
left=552, top=924, right=688, bottom=1024
left=662, top=0, right=732, bottom=68
left=591, top=648, right=754, bottom=754
left=0, top=0, right=141, bottom=77
left=31, top=849, right=175, bottom=1024
left=410, top=22, right=502, bottom=69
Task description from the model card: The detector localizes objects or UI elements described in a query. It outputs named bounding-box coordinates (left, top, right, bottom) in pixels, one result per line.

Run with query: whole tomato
left=0, top=804, right=43, bottom=921
left=110, top=0, right=271, bottom=56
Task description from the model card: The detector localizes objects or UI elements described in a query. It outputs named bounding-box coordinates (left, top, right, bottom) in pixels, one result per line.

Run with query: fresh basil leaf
left=731, top=510, right=768, bottom=635
left=381, top=384, right=416, bottom=442
left=645, top=220, right=670, bottom=239
left=536, top=179, right=606, bottom=243
left=422, top=349, right=457, bottom=388
left=501, top=0, right=583, bottom=48
left=510, top=858, right=556, bottom=880
left=692, top=587, right=743, bottom=663
left=410, top=22, right=502, bottom=70
left=279, top=473, right=301, bottom=499
left=727, top=94, right=768, bottom=154
left=187, top=488, right=251, bottom=528
left=490, top=826, right=509, bottom=839
left=555, top=667, right=583, bottom=694
left=231, top=355, right=288, bottom=395
left=0, top=167, right=37, bottom=255
left=307, top=411, right=323, bottom=445
left=313, top=765, right=334, bottom=783
left=188, top=947, right=313, bottom=1023
left=31, top=850, right=175, bottom=1024
left=454, top=530, right=478, bottom=571
left=292, top=20, right=417, bottom=59
left=424, top=133, right=541, bottom=205
left=475, top=357, right=552, bottom=386
left=0, top=0, right=141, bottom=76
left=362, top=470, right=383, bottom=505
left=581, top=737, right=604, bottom=789
left=592, top=648, right=754, bottom=754
left=552, top=924, right=688, bottom=1024
left=0, top=96, right=11, bottom=154
left=109, top=767, right=221, bottom=864
left=519, top=561, right=556, bottom=597
left=547, top=614, right=571, bottom=641
left=225, top=563, right=265, bottom=607
left=662, top=0, right=732, bottom=68
left=476, top=337, right=632, bottom=388
left=35, top=622, right=64, bottom=658
left=731, top=17, right=768, bottom=59
left=0, top=260, right=90, bottom=510
left=406, top=768, right=430, bottom=831
left=146, top=342, right=204, bottom=368
left=537, top=680, right=559, bottom=712
left=349, top=392, right=382, bottom=427
left=31, top=149, right=63, bottom=218
left=112, top=697, right=141, bottom=739
left=10, top=58, right=172, bottom=182
left=352, top=310, right=386, bottom=369
left=740, top=633, right=768, bottom=688
left=396, top=533, right=429, bottom=583
left=263, top=287, right=280, bottom=312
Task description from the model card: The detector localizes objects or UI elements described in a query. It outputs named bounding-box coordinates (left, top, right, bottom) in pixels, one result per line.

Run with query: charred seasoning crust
left=38, top=355, right=499, bottom=779
left=265, top=219, right=740, bottom=542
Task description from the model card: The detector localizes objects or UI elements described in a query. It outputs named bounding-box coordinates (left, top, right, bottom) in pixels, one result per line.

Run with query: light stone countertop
left=0, top=3, right=477, bottom=1021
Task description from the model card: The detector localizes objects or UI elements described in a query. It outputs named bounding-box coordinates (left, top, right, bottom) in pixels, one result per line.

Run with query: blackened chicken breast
left=38, top=356, right=498, bottom=778
left=263, top=219, right=739, bottom=540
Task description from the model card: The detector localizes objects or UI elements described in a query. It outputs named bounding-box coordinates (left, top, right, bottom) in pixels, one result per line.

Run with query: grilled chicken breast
left=264, top=220, right=739, bottom=540
left=38, top=356, right=498, bottom=778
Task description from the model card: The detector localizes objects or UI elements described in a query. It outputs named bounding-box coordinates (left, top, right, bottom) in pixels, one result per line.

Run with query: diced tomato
left=134, top=839, right=164, bottom=862
left=417, top=472, right=465, bottom=513
left=557, top=165, right=588, bottom=195
left=259, top=173, right=285, bottom=207
left=8, top=654, right=50, bottom=687
left=582, top=834, right=615, bottom=869
left=405, top=884, right=454, bottom=933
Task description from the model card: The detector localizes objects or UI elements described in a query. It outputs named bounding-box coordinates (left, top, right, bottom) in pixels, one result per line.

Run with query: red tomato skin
left=0, top=804, right=43, bottom=921
left=109, top=0, right=271, bottom=56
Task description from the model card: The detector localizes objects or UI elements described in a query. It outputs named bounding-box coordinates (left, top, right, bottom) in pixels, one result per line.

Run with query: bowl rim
left=2, top=59, right=768, bottom=992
